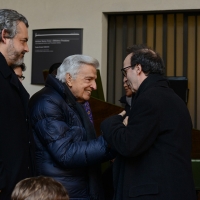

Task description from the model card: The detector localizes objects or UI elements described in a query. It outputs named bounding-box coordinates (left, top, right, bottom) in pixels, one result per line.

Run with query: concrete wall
left=1, top=0, right=200, bottom=97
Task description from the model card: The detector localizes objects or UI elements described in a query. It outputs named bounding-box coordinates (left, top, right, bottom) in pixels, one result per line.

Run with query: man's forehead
left=79, top=65, right=96, bottom=73
left=77, top=72, right=97, bottom=80
left=126, top=53, right=133, bottom=60
left=80, top=73, right=97, bottom=78
left=123, top=53, right=132, bottom=66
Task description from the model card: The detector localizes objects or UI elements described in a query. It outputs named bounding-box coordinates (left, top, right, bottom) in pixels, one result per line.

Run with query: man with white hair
left=29, top=54, right=115, bottom=200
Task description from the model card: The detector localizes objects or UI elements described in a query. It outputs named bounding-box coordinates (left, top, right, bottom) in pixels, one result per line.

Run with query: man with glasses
left=101, top=45, right=196, bottom=200
left=11, top=63, right=26, bottom=82
left=0, top=9, right=34, bottom=200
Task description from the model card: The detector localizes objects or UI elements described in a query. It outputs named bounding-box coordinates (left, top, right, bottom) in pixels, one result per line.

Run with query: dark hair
left=11, top=63, right=26, bottom=71
left=131, top=48, right=165, bottom=75
left=0, top=9, right=29, bottom=41
left=11, top=176, right=69, bottom=200
left=126, top=44, right=148, bottom=55
left=49, top=62, right=61, bottom=75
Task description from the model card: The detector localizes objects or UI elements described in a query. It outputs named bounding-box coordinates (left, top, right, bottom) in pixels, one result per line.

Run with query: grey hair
left=56, top=54, right=99, bottom=83
left=0, top=9, right=29, bottom=41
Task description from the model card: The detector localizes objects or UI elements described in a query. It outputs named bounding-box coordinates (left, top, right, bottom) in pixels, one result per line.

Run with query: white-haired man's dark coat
left=29, top=74, right=115, bottom=200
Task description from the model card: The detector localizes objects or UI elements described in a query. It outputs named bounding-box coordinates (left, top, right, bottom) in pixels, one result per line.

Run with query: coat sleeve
left=30, top=96, right=114, bottom=168
left=101, top=95, right=160, bottom=157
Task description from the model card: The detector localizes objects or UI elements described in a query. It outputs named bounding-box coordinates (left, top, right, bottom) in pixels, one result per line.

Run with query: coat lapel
left=0, top=53, right=29, bottom=116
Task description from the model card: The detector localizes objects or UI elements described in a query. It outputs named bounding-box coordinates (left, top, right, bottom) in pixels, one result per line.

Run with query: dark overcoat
left=0, top=53, right=34, bottom=200
left=101, top=74, right=196, bottom=200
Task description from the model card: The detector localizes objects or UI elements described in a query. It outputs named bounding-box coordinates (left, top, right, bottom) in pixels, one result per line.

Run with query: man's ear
left=136, top=64, right=142, bottom=74
left=1, top=29, right=9, bottom=43
left=66, top=73, right=72, bottom=87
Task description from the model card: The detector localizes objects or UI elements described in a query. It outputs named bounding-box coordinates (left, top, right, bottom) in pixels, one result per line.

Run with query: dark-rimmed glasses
left=17, top=75, right=25, bottom=81
left=121, top=66, right=133, bottom=77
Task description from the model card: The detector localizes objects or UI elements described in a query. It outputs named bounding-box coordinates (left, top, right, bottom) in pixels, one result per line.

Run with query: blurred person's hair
left=49, top=62, right=61, bottom=75
left=11, top=176, right=69, bottom=200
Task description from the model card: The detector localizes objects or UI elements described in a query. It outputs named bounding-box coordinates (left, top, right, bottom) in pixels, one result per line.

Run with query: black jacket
left=101, top=74, right=196, bottom=200
left=29, top=75, right=114, bottom=200
left=0, top=53, right=34, bottom=200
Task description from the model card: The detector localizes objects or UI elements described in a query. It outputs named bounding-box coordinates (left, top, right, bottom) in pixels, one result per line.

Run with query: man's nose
left=91, top=81, right=97, bottom=90
left=24, top=43, right=29, bottom=52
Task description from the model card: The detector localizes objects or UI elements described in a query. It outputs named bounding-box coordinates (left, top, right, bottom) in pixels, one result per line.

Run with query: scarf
left=75, top=102, right=105, bottom=200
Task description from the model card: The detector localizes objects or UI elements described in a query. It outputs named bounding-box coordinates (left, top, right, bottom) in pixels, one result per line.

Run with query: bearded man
left=0, top=9, right=34, bottom=200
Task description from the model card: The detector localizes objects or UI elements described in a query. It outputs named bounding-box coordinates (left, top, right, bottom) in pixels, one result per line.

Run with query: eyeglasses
left=17, top=75, right=25, bottom=81
left=121, top=66, right=133, bottom=77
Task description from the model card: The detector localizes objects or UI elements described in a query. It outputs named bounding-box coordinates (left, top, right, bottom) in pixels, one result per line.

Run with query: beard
left=7, top=40, right=25, bottom=66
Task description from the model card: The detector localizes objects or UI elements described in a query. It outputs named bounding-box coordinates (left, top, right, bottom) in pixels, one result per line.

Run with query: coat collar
left=132, top=74, right=169, bottom=103
left=119, top=95, right=127, bottom=104
left=0, top=52, right=20, bottom=91
left=0, top=52, right=30, bottom=115
left=45, top=74, right=77, bottom=106
left=0, top=52, right=12, bottom=78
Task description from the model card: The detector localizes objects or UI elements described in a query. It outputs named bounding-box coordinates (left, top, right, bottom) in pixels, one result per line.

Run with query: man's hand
left=118, top=111, right=129, bottom=126
left=118, top=110, right=126, bottom=117
left=123, top=116, right=129, bottom=126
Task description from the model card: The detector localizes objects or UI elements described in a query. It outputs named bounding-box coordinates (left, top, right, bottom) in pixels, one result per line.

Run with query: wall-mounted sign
left=31, top=29, right=83, bottom=84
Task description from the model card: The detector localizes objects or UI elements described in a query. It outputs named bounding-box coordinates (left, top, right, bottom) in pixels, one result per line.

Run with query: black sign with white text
left=31, top=29, right=83, bottom=84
